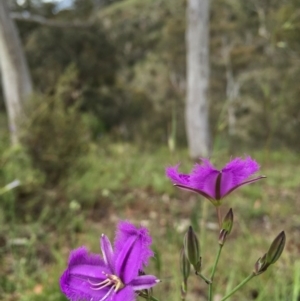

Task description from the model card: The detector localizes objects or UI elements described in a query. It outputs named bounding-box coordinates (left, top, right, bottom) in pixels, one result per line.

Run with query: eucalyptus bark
left=224, top=45, right=239, bottom=137
left=186, top=0, right=211, bottom=158
left=0, top=0, right=33, bottom=144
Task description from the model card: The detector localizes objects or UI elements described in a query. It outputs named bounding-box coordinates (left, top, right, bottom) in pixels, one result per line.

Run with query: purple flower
left=60, top=221, right=160, bottom=301
left=166, top=156, right=265, bottom=205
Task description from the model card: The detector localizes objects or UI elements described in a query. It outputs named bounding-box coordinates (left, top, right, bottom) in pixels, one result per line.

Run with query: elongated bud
left=183, top=226, right=201, bottom=272
left=218, top=208, right=234, bottom=245
left=254, top=231, right=286, bottom=275
left=266, top=231, right=286, bottom=265
left=180, top=248, right=191, bottom=281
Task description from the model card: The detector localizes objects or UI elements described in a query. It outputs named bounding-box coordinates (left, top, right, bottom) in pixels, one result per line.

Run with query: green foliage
left=4, top=0, right=300, bottom=149
left=21, top=65, right=89, bottom=185
left=0, top=144, right=44, bottom=223
left=97, top=0, right=186, bottom=144
left=209, top=0, right=300, bottom=150
left=65, top=143, right=183, bottom=206
left=0, top=147, right=296, bottom=301
left=25, top=23, right=116, bottom=91
left=3, top=1, right=300, bottom=299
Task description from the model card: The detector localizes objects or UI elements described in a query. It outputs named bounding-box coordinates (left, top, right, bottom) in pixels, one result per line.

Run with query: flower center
left=89, top=272, right=125, bottom=292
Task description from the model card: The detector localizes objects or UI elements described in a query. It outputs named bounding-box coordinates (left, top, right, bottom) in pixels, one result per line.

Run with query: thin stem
left=216, top=206, right=222, bottom=229
left=220, top=273, right=255, bottom=301
left=208, top=245, right=223, bottom=301
left=208, top=283, right=213, bottom=301
left=211, top=245, right=223, bottom=280
left=200, top=199, right=209, bottom=254
left=195, top=271, right=212, bottom=284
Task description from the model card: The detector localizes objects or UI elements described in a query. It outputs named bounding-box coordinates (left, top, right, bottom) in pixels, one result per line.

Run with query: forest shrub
left=21, top=65, right=89, bottom=186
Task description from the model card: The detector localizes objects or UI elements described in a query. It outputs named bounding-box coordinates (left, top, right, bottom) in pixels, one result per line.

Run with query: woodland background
left=1, top=0, right=300, bottom=301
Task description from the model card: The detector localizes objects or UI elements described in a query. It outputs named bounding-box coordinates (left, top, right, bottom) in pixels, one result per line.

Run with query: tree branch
left=10, top=12, right=93, bottom=28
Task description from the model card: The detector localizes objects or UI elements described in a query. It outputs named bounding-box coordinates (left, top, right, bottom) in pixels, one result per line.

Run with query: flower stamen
left=99, top=286, right=115, bottom=301
left=89, top=273, right=124, bottom=293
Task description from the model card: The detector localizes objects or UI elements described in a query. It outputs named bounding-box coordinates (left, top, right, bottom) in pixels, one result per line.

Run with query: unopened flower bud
left=266, top=231, right=286, bottom=265
left=183, top=226, right=201, bottom=272
left=254, top=231, right=286, bottom=275
left=218, top=208, right=234, bottom=245
left=222, top=208, right=234, bottom=233
left=180, top=248, right=191, bottom=281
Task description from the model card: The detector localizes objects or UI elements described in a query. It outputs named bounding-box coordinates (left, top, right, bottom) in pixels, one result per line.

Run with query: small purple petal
left=218, top=170, right=234, bottom=198
left=60, top=247, right=110, bottom=301
left=115, top=286, right=135, bottom=301
left=100, top=234, right=114, bottom=273
left=173, top=184, right=215, bottom=201
left=60, top=270, right=110, bottom=301
left=130, top=275, right=160, bottom=291
left=165, top=165, right=191, bottom=186
left=221, top=157, right=260, bottom=196
left=223, top=176, right=266, bottom=198
left=222, top=157, right=259, bottom=183
left=114, top=221, right=153, bottom=269
left=190, top=159, right=220, bottom=198
left=115, top=235, right=142, bottom=284
left=68, top=246, right=103, bottom=266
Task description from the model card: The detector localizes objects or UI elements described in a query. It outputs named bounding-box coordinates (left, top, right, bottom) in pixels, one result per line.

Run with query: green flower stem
left=216, top=206, right=222, bottom=229
left=208, top=244, right=223, bottom=301
left=220, top=273, right=256, bottom=301
left=195, top=271, right=212, bottom=284
left=200, top=200, right=209, bottom=254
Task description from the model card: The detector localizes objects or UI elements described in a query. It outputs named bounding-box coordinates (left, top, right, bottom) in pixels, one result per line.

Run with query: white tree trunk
left=226, top=63, right=239, bottom=136
left=0, top=0, right=33, bottom=144
left=186, top=0, right=211, bottom=159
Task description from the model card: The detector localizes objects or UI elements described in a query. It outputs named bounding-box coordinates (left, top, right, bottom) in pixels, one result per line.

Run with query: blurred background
left=0, top=0, right=300, bottom=300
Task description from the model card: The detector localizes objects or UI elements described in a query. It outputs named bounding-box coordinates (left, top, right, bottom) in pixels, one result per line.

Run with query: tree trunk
left=185, top=0, right=211, bottom=159
left=223, top=43, right=239, bottom=137
left=0, top=0, right=33, bottom=144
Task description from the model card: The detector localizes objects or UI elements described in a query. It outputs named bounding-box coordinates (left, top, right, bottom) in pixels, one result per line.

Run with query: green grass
left=0, top=144, right=299, bottom=301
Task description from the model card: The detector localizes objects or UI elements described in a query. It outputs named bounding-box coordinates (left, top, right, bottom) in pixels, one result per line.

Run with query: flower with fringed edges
left=60, top=221, right=160, bottom=301
left=166, top=156, right=265, bottom=206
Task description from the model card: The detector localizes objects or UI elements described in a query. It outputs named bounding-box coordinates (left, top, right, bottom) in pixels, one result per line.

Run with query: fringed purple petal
left=60, top=270, right=111, bottom=301
left=223, top=176, right=266, bottom=198
left=190, top=159, right=220, bottom=198
left=60, top=222, right=159, bottom=301
left=114, top=221, right=153, bottom=269
left=130, top=275, right=160, bottom=291
left=174, top=184, right=215, bottom=201
left=115, top=286, right=135, bottom=301
left=218, top=170, right=233, bottom=198
left=68, top=246, right=103, bottom=267
left=222, top=156, right=259, bottom=182
left=100, top=234, right=115, bottom=273
left=221, top=157, right=260, bottom=196
left=60, top=247, right=110, bottom=301
left=115, top=235, right=142, bottom=284
left=165, top=165, right=191, bottom=186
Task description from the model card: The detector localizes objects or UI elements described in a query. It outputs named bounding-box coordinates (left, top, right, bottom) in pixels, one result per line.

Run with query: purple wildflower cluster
left=166, top=156, right=265, bottom=205
left=60, top=221, right=159, bottom=301
left=60, top=155, right=272, bottom=301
